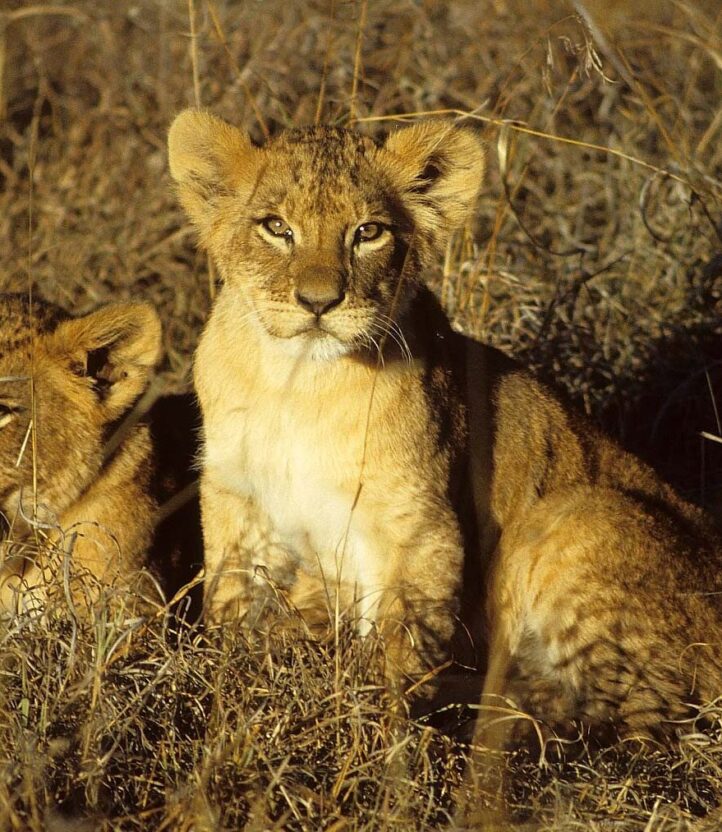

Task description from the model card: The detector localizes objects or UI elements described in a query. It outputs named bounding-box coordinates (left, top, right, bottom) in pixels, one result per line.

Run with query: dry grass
left=1, top=0, right=722, bottom=828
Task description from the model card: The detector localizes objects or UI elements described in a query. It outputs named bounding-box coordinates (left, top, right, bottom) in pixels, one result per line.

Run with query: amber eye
left=261, top=216, right=294, bottom=241
left=354, top=222, right=385, bottom=245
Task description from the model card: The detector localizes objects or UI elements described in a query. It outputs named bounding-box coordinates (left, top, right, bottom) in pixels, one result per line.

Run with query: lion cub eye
left=0, top=404, right=24, bottom=429
left=261, top=216, right=294, bottom=242
left=354, top=222, right=385, bottom=245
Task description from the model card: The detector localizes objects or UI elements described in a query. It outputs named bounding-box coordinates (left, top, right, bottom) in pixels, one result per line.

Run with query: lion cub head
left=0, top=295, right=161, bottom=535
left=168, top=112, right=484, bottom=361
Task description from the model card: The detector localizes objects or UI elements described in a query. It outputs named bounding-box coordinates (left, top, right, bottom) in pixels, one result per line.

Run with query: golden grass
left=1, top=0, right=722, bottom=828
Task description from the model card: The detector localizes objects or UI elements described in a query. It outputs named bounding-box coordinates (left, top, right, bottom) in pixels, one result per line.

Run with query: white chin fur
left=271, top=330, right=352, bottom=362
left=305, top=335, right=351, bottom=362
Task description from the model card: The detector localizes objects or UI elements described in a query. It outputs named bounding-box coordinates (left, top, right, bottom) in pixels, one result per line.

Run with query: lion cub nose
left=294, top=288, right=345, bottom=317
left=294, top=268, right=346, bottom=318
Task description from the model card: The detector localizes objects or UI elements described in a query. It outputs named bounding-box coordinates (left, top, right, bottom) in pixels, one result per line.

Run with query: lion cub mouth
left=293, top=324, right=350, bottom=361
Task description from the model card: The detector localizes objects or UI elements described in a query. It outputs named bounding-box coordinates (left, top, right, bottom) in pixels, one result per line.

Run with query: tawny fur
left=167, top=109, right=722, bottom=758
left=0, top=294, right=163, bottom=614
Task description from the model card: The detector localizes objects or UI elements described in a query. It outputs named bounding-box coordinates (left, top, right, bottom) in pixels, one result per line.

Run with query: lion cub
left=168, top=111, right=722, bottom=746
left=169, top=112, right=485, bottom=678
left=0, top=294, right=162, bottom=614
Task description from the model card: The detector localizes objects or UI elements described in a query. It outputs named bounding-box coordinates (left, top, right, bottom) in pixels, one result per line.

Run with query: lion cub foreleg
left=373, top=510, right=465, bottom=692
left=200, top=475, right=295, bottom=626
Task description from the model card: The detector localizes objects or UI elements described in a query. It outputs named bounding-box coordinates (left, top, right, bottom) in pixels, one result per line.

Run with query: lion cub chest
left=203, top=373, right=373, bottom=566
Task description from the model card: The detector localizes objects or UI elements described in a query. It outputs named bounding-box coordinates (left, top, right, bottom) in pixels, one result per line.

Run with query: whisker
left=387, top=323, right=413, bottom=364
left=371, top=316, right=413, bottom=364
left=359, top=331, right=385, bottom=367
left=369, top=322, right=401, bottom=362
left=375, top=312, right=413, bottom=362
left=220, top=299, right=414, bottom=366
left=367, top=332, right=385, bottom=367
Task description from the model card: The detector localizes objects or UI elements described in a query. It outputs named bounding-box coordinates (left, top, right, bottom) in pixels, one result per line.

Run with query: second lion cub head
left=168, top=111, right=484, bottom=361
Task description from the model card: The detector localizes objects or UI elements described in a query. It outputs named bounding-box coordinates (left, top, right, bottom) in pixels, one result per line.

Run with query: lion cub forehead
left=270, top=125, right=380, bottom=157
left=260, top=126, right=389, bottom=216
left=266, top=126, right=383, bottom=184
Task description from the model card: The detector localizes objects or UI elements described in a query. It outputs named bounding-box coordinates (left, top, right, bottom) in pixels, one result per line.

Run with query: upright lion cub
left=168, top=110, right=722, bottom=771
left=0, top=295, right=162, bottom=613
left=169, top=112, right=485, bottom=679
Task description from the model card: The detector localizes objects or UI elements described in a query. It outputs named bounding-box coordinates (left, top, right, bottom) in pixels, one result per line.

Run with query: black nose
left=294, top=288, right=345, bottom=317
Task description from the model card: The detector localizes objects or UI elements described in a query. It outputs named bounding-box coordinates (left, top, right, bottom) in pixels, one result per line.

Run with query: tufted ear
left=380, top=121, right=484, bottom=253
left=48, top=303, right=162, bottom=421
left=167, top=108, right=261, bottom=239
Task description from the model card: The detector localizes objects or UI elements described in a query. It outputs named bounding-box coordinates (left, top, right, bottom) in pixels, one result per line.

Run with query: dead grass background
left=1, top=0, right=722, bottom=829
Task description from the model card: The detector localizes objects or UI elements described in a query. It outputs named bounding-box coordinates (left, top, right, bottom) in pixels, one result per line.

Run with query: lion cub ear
left=48, top=304, right=162, bottom=420
left=168, top=108, right=260, bottom=237
left=381, top=121, right=484, bottom=249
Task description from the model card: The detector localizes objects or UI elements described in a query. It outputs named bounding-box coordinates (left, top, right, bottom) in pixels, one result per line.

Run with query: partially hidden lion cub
left=168, top=111, right=722, bottom=767
left=0, top=294, right=163, bottom=614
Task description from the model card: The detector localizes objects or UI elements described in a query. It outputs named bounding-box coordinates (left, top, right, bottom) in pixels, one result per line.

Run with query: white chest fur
left=198, top=311, right=397, bottom=603
left=205, top=384, right=366, bottom=554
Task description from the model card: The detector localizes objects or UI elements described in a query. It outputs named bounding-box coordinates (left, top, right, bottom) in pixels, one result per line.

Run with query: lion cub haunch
left=0, top=294, right=162, bottom=614
left=168, top=110, right=722, bottom=738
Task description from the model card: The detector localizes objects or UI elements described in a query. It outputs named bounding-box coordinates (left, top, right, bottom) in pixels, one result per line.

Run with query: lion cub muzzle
left=293, top=264, right=346, bottom=319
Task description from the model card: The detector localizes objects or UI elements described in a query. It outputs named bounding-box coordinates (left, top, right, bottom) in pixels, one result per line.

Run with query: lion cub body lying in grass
left=0, top=294, right=162, bottom=614
left=168, top=111, right=722, bottom=755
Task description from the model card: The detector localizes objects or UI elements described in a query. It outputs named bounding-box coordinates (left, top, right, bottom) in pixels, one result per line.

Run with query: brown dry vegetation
left=1, top=0, right=722, bottom=829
